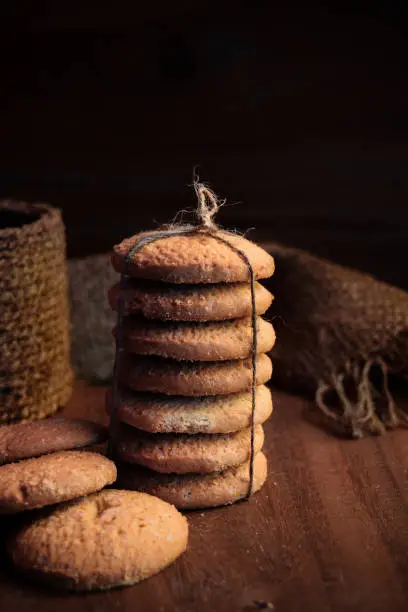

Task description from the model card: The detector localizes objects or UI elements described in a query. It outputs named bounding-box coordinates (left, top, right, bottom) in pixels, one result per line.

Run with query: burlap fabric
left=264, top=244, right=408, bottom=437
left=0, top=201, right=73, bottom=423
left=69, top=253, right=118, bottom=382
left=68, top=244, right=408, bottom=438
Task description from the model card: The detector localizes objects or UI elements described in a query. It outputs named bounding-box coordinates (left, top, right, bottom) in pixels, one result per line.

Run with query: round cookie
left=112, top=230, right=275, bottom=284
left=0, top=418, right=107, bottom=465
left=120, top=353, right=272, bottom=396
left=0, top=451, right=117, bottom=514
left=108, top=279, right=273, bottom=321
left=116, top=424, right=264, bottom=474
left=118, top=316, right=276, bottom=361
left=118, top=452, right=268, bottom=509
left=8, top=489, right=188, bottom=591
left=109, top=385, right=273, bottom=434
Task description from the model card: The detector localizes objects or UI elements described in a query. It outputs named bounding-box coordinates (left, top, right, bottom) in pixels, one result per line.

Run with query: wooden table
left=1, top=380, right=408, bottom=612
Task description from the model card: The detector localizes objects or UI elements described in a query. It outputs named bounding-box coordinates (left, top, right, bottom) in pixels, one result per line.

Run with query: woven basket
left=0, top=201, right=73, bottom=423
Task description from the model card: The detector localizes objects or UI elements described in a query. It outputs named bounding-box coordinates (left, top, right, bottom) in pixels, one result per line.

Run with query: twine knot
left=194, top=180, right=221, bottom=230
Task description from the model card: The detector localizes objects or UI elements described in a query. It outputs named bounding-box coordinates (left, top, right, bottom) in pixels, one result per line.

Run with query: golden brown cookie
left=117, top=452, right=267, bottom=509
left=120, top=353, right=272, bottom=396
left=116, top=424, right=264, bottom=474
left=118, top=315, right=275, bottom=361
left=0, top=451, right=116, bottom=514
left=108, top=279, right=273, bottom=321
left=8, top=489, right=188, bottom=591
left=0, top=418, right=107, bottom=465
left=109, top=385, right=273, bottom=434
left=112, top=230, right=275, bottom=284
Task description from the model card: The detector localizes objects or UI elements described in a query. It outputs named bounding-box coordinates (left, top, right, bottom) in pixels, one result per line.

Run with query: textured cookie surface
left=0, top=418, right=107, bottom=465
left=119, top=316, right=275, bottom=361
left=110, top=385, right=273, bottom=434
left=120, top=354, right=272, bottom=396
left=118, top=452, right=267, bottom=509
left=116, top=424, right=264, bottom=474
left=9, top=489, right=188, bottom=591
left=108, top=279, right=273, bottom=321
left=0, top=451, right=116, bottom=514
left=112, top=230, right=275, bottom=284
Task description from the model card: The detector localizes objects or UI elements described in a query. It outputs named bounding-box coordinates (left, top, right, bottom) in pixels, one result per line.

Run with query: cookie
left=0, top=418, right=107, bottom=465
left=8, top=489, right=188, bottom=591
left=108, top=279, right=273, bottom=321
left=112, top=230, right=275, bottom=284
left=118, top=451, right=267, bottom=509
left=108, top=385, right=273, bottom=434
left=118, top=315, right=276, bottom=361
left=120, top=353, right=272, bottom=396
left=116, top=424, right=264, bottom=474
left=0, top=451, right=116, bottom=514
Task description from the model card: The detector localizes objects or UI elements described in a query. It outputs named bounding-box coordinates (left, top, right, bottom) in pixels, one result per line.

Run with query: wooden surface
left=1, top=381, right=408, bottom=611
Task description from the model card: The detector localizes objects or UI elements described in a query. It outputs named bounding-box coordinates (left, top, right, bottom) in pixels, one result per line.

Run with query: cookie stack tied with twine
left=108, top=183, right=276, bottom=509
left=0, top=201, right=73, bottom=423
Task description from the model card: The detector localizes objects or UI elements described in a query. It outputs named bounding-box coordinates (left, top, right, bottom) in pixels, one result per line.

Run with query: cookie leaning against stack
left=108, top=227, right=275, bottom=509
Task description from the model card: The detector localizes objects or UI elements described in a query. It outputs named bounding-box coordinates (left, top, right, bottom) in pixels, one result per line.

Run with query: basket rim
left=0, top=200, right=62, bottom=240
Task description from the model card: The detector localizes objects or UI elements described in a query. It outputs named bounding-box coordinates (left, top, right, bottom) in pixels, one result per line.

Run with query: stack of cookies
left=108, top=229, right=276, bottom=509
left=1, top=418, right=188, bottom=591
left=0, top=418, right=112, bottom=514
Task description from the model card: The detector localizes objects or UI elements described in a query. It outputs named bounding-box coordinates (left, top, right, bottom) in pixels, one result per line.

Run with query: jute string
left=110, top=182, right=258, bottom=498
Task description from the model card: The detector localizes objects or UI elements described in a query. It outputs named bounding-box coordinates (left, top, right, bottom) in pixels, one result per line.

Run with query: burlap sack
left=68, top=253, right=118, bottom=382
left=0, top=201, right=73, bottom=422
left=264, top=244, right=408, bottom=437
left=68, top=243, right=408, bottom=437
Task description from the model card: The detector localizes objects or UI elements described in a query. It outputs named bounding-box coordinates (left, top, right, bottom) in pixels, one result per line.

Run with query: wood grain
left=1, top=380, right=408, bottom=611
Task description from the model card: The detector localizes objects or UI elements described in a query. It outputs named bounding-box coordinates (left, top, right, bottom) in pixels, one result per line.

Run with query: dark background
left=1, top=1, right=407, bottom=287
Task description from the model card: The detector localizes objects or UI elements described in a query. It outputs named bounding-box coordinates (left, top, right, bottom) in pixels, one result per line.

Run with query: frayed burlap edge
left=315, top=359, right=408, bottom=438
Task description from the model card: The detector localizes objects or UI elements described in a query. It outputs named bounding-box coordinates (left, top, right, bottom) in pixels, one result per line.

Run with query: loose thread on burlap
left=315, top=356, right=407, bottom=437
left=109, top=182, right=258, bottom=499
